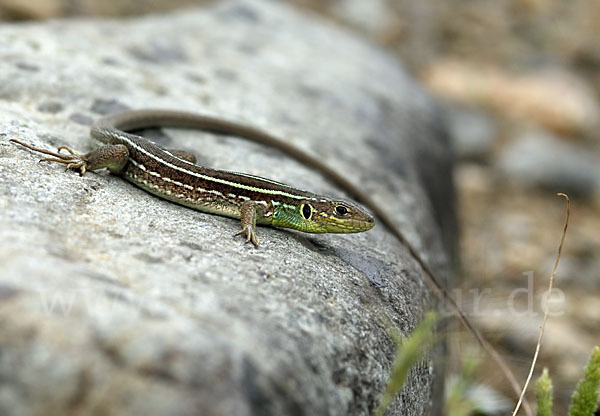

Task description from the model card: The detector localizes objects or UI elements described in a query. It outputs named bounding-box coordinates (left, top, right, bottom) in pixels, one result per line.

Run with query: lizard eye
left=301, top=204, right=312, bottom=220
left=335, top=205, right=349, bottom=216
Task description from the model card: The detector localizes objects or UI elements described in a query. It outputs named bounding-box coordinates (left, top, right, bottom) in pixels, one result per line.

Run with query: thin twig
left=512, top=193, right=570, bottom=416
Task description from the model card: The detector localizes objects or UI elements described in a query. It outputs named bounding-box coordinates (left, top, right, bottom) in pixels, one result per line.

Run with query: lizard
left=10, top=109, right=375, bottom=246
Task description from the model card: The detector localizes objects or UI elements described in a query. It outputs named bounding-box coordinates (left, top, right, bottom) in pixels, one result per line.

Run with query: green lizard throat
left=10, top=109, right=375, bottom=246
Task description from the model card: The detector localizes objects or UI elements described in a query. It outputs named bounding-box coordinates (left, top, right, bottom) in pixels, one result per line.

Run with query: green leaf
left=374, top=312, right=437, bottom=416
left=535, top=367, right=553, bottom=416
left=568, top=346, right=600, bottom=416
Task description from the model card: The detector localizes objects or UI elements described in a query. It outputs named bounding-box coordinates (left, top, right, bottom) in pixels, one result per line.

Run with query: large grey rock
left=0, top=1, right=455, bottom=415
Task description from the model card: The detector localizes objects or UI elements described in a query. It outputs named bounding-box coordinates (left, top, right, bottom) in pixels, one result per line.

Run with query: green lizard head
left=272, top=198, right=375, bottom=234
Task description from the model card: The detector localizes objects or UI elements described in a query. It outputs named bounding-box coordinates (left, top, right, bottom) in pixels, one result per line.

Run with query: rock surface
left=0, top=1, right=455, bottom=415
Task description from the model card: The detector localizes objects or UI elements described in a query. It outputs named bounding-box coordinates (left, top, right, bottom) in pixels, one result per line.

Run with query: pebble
left=497, top=130, right=600, bottom=196
left=445, top=106, right=497, bottom=161
left=424, top=61, right=600, bottom=137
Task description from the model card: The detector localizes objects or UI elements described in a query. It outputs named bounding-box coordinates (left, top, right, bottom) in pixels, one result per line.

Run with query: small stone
left=445, top=106, right=497, bottom=161
left=497, top=130, right=600, bottom=196
left=424, top=61, right=600, bottom=137
left=0, top=0, right=62, bottom=20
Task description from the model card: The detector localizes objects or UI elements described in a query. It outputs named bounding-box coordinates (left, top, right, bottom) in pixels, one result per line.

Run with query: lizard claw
left=10, top=139, right=89, bottom=175
left=65, top=160, right=87, bottom=175
left=235, top=225, right=260, bottom=247
left=57, top=145, right=77, bottom=155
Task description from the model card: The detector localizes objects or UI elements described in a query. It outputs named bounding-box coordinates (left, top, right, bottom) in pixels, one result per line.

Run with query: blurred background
left=2, top=0, right=598, bottom=414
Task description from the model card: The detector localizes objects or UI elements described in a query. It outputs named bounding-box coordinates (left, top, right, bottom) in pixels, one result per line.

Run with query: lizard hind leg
left=84, top=144, right=129, bottom=174
left=10, top=139, right=89, bottom=174
left=9, top=139, right=129, bottom=175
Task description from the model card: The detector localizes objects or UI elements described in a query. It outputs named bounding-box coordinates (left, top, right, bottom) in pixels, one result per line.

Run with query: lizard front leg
left=235, top=201, right=261, bottom=247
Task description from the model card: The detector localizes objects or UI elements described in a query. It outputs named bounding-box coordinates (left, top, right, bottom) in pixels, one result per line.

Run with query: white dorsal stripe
left=162, top=148, right=295, bottom=188
left=111, top=131, right=324, bottom=202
